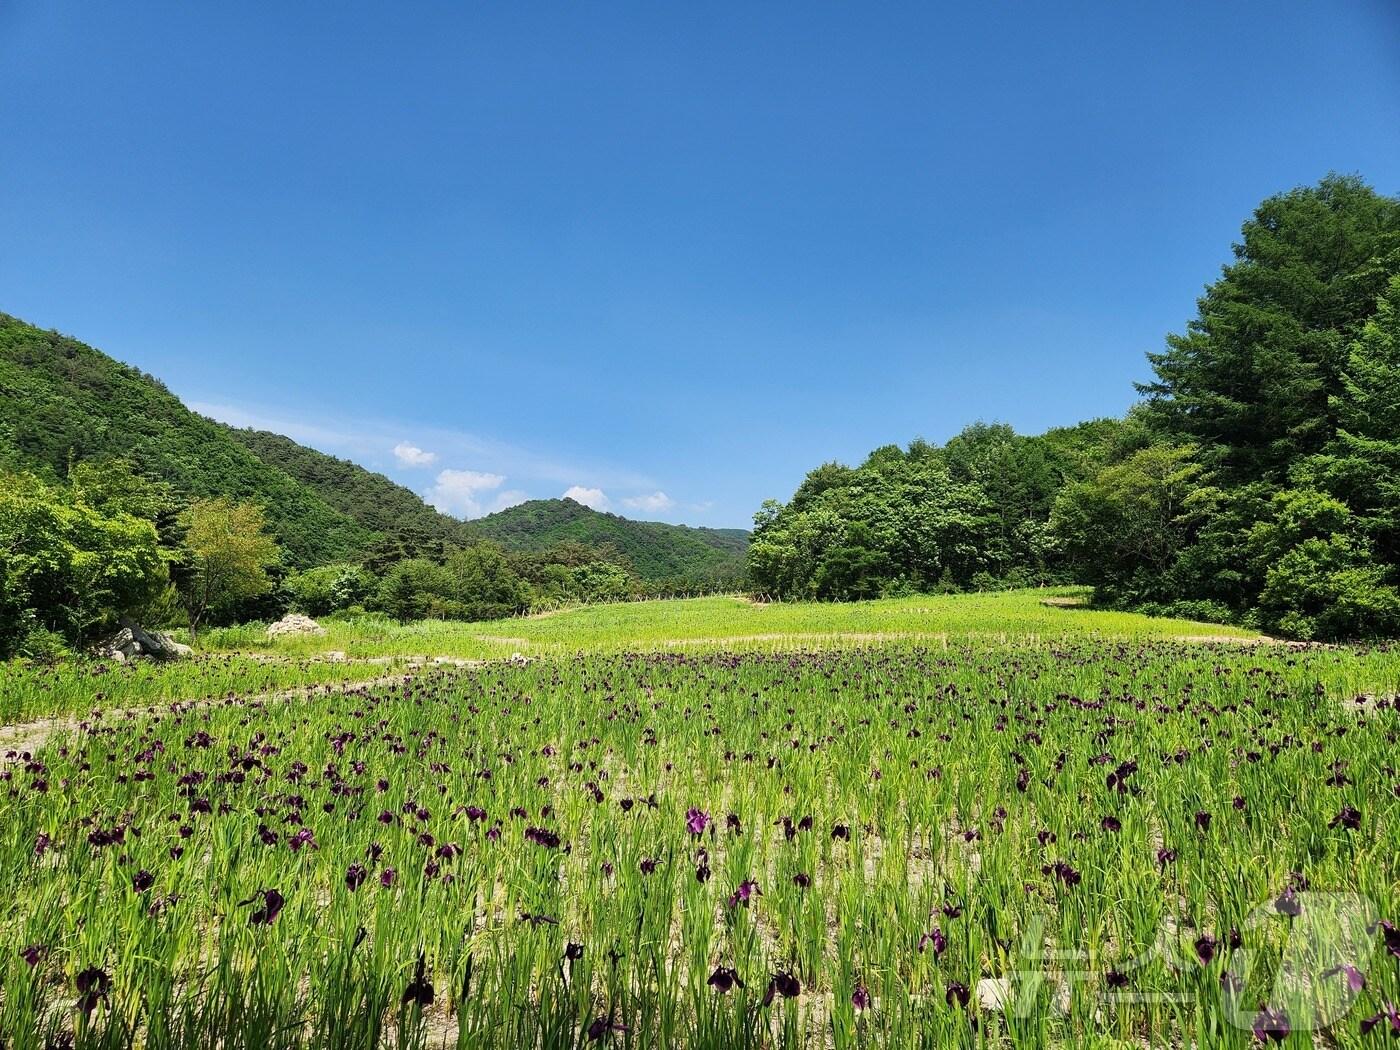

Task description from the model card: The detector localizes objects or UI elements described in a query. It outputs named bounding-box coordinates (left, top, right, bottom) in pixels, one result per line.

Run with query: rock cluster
left=99, top=620, right=193, bottom=662
left=266, top=613, right=326, bottom=640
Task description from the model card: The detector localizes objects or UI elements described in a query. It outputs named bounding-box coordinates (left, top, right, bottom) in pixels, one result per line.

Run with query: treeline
left=751, top=175, right=1400, bottom=640
left=0, top=459, right=719, bottom=659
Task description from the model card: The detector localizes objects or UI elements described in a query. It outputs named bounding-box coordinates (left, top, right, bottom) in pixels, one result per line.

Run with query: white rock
left=976, top=977, right=1013, bottom=1012
left=266, top=614, right=326, bottom=640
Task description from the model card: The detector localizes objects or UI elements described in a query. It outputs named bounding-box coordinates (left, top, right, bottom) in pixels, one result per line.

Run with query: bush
left=17, top=627, right=71, bottom=663
left=1257, top=535, right=1400, bottom=640
left=287, top=563, right=373, bottom=618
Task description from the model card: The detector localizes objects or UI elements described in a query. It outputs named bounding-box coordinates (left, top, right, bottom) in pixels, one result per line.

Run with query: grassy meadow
left=202, top=589, right=1265, bottom=659
left=0, top=589, right=1274, bottom=725
left=3, top=591, right=1399, bottom=1048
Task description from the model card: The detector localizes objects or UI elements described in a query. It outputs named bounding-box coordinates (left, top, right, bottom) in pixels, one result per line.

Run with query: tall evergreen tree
left=1140, top=175, right=1400, bottom=482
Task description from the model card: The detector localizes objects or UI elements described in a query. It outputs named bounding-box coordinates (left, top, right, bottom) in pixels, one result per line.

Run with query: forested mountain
left=0, top=314, right=373, bottom=568
left=0, top=313, right=749, bottom=586
left=467, top=498, right=748, bottom=586
left=222, top=426, right=473, bottom=556
left=752, top=175, right=1400, bottom=639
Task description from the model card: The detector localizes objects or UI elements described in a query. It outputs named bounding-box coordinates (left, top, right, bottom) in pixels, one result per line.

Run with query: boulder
left=266, top=613, right=326, bottom=640
left=97, top=620, right=192, bottom=661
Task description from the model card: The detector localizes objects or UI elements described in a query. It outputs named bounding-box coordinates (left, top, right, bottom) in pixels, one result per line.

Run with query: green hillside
left=222, top=426, right=471, bottom=552
left=0, top=313, right=373, bottom=568
left=467, top=498, right=748, bottom=584
left=0, top=312, right=749, bottom=583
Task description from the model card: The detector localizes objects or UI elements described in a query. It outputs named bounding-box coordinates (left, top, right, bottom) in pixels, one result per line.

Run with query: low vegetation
left=3, top=622, right=1397, bottom=1047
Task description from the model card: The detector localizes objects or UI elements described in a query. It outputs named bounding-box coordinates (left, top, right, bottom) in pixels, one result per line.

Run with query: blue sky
left=2, top=2, right=1398, bottom=528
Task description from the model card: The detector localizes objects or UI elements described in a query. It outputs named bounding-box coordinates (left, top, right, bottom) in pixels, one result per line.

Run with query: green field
left=2, top=589, right=1272, bottom=725
left=3, top=592, right=1399, bottom=1049
left=204, top=588, right=1264, bottom=659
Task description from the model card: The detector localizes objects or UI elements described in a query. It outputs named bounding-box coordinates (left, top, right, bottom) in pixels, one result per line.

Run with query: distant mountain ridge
left=0, top=311, right=748, bottom=580
left=465, top=498, right=748, bottom=583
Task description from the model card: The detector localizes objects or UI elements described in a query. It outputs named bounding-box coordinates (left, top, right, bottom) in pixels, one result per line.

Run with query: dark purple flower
left=1360, top=1003, right=1400, bottom=1036
left=831, top=823, right=851, bottom=841
left=1194, top=810, right=1211, bottom=832
left=402, top=952, right=434, bottom=1007
left=1322, top=963, right=1366, bottom=993
left=707, top=965, right=744, bottom=992
left=944, top=981, right=970, bottom=1007
left=586, top=1015, right=628, bottom=1041
left=345, top=863, right=368, bottom=891
left=1106, top=760, right=1138, bottom=793
left=132, top=869, right=154, bottom=893
left=852, top=983, right=871, bottom=1011
left=639, top=857, right=657, bottom=875
left=1378, top=920, right=1400, bottom=960
left=761, top=970, right=801, bottom=1006
left=728, top=879, right=760, bottom=908
left=244, top=888, right=285, bottom=926
left=1194, top=933, right=1216, bottom=965
left=1105, top=970, right=1129, bottom=989
left=1252, top=1003, right=1290, bottom=1042
left=20, top=944, right=43, bottom=967
left=524, top=826, right=561, bottom=849
left=289, top=826, right=317, bottom=852
left=75, top=965, right=111, bottom=1016
left=1100, top=816, right=1121, bottom=833
left=792, top=872, right=811, bottom=888
left=380, top=867, right=397, bottom=888
left=1329, top=805, right=1361, bottom=831
left=1274, top=887, right=1302, bottom=918
left=685, top=807, right=711, bottom=836
left=919, top=928, right=947, bottom=956
left=1046, top=860, right=1081, bottom=887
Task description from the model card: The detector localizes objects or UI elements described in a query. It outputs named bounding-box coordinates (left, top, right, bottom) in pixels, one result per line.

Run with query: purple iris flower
left=707, top=965, right=744, bottom=992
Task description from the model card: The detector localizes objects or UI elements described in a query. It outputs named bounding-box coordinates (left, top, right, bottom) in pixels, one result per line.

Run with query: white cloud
left=562, top=485, right=610, bottom=511
left=393, top=441, right=438, bottom=467
left=425, top=469, right=507, bottom=519
left=187, top=398, right=657, bottom=493
left=621, top=491, right=675, bottom=514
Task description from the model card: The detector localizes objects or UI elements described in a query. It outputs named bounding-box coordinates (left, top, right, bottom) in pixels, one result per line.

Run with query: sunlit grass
left=2, top=641, right=1396, bottom=1048
left=206, top=588, right=1262, bottom=661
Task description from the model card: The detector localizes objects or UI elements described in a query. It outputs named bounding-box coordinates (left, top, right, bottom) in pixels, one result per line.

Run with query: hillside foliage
left=466, top=498, right=748, bottom=589
left=753, top=175, right=1400, bottom=639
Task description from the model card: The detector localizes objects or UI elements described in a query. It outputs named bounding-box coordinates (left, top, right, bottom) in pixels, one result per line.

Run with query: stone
left=97, top=620, right=191, bottom=661
left=266, top=614, right=326, bottom=640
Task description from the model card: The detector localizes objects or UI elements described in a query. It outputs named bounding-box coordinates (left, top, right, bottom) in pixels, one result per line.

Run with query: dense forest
left=751, top=175, right=1400, bottom=640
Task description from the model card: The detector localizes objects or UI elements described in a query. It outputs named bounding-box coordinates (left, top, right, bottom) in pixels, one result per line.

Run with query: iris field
left=2, top=593, right=1398, bottom=1047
